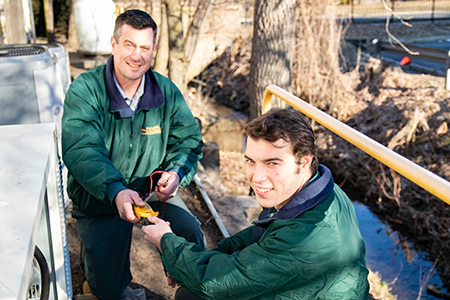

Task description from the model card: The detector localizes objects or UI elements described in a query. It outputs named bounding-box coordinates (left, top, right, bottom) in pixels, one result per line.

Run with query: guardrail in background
left=373, top=40, right=450, bottom=89
left=375, top=40, right=449, bottom=64
left=262, top=84, right=450, bottom=205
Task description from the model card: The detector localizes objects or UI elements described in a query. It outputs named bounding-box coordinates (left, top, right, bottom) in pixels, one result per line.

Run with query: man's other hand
left=155, top=172, right=180, bottom=201
left=141, top=216, right=172, bottom=251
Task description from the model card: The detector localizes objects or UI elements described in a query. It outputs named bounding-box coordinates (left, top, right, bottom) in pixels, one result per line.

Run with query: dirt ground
left=63, top=20, right=450, bottom=299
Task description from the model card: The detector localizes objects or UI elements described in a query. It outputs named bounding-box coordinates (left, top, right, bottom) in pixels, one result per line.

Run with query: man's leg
left=147, top=193, right=206, bottom=250
left=74, top=212, right=133, bottom=300
left=175, top=286, right=205, bottom=300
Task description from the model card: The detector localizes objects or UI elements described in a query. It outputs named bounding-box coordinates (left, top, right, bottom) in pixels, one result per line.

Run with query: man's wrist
left=106, top=181, right=127, bottom=203
left=167, top=167, right=185, bottom=185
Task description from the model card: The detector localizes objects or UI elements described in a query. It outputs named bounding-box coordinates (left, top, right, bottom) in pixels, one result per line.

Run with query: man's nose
left=252, top=165, right=268, bottom=183
left=131, top=47, right=141, bottom=58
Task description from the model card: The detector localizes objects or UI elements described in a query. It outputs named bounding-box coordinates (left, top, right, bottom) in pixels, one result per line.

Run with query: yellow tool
left=133, top=203, right=159, bottom=225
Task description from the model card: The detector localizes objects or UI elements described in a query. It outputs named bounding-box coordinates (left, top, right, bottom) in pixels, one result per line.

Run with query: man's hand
left=141, top=216, right=173, bottom=251
left=155, top=172, right=180, bottom=201
left=114, top=189, right=146, bottom=223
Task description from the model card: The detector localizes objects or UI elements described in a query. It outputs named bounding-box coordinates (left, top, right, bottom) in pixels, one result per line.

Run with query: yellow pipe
left=263, top=84, right=450, bottom=205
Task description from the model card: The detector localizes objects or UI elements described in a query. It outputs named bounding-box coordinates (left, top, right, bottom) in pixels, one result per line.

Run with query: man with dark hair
left=142, top=108, right=369, bottom=299
left=62, top=9, right=205, bottom=299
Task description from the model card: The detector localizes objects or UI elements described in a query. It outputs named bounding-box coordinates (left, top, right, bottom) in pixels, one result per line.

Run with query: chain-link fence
left=336, top=0, right=450, bottom=23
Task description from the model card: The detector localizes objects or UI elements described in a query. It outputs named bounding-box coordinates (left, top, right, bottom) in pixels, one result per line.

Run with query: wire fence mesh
left=336, top=0, right=450, bottom=23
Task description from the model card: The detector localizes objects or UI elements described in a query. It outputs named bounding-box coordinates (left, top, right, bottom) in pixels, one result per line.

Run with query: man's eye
left=245, top=159, right=254, bottom=164
left=268, top=162, right=278, bottom=166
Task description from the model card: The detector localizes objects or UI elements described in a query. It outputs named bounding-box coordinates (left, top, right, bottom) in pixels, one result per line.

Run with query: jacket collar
left=105, top=55, right=165, bottom=118
left=251, top=164, right=335, bottom=242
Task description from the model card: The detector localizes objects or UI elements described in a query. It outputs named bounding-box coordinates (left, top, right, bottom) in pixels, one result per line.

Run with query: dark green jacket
left=159, top=165, right=369, bottom=299
left=62, top=56, right=203, bottom=216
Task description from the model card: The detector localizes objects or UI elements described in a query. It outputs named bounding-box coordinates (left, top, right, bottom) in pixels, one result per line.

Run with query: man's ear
left=111, top=36, right=117, bottom=52
left=300, top=154, right=314, bottom=171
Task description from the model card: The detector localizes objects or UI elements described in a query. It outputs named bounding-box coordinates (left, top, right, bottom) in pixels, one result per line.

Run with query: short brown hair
left=245, top=108, right=318, bottom=174
left=113, top=9, right=158, bottom=44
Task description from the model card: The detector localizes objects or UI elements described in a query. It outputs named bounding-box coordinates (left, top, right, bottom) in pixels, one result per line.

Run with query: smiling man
left=142, top=108, right=370, bottom=299
left=62, top=9, right=205, bottom=300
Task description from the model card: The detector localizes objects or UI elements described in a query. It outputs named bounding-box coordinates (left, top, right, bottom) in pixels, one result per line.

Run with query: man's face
left=111, top=24, right=157, bottom=84
left=244, top=136, right=312, bottom=210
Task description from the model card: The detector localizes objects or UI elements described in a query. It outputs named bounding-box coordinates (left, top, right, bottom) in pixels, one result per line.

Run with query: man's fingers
left=145, top=216, right=159, bottom=225
left=131, top=193, right=146, bottom=207
left=157, top=172, right=179, bottom=188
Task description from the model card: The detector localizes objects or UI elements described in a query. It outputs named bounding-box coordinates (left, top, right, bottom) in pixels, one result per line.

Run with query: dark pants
left=175, top=287, right=205, bottom=300
left=74, top=193, right=205, bottom=300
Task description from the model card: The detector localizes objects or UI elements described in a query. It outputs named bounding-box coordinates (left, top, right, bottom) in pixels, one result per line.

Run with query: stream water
left=354, top=202, right=448, bottom=300
left=202, top=107, right=449, bottom=300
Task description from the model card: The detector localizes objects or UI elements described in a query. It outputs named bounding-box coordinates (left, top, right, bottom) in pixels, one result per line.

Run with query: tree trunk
left=66, top=0, right=78, bottom=51
left=153, top=2, right=169, bottom=77
left=3, top=0, right=27, bottom=44
left=155, top=0, right=213, bottom=94
left=164, top=0, right=186, bottom=93
left=249, top=0, right=296, bottom=120
left=184, top=0, right=214, bottom=65
left=43, top=0, right=55, bottom=42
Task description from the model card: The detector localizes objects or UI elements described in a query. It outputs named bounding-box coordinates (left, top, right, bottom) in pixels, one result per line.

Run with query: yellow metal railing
left=263, top=84, right=450, bottom=205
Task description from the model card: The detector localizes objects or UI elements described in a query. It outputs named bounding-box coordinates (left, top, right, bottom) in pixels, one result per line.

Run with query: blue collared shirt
left=113, top=74, right=145, bottom=111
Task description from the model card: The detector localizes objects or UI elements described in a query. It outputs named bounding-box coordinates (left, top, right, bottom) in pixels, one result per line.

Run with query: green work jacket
left=159, top=165, right=369, bottom=299
left=62, top=56, right=203, bottom=216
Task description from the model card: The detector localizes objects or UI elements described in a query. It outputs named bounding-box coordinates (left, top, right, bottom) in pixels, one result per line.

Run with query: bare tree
left=43, top=0, right=56, bottom=42
left=293, top=0, right=358, bottom=121
left=3, top=0, right=27, bottom=43
left=163, top=0, right=185, bottom=90
left=155, top=0, right=214, bottom=94
left=248, top=0, right=296, bottom=120
left=66, top=0, right=78, bottom=51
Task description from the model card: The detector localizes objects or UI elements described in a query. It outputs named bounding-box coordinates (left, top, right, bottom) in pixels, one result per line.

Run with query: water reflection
left=354, top=202, right=448, bottom=300
left=202, top=105, right=247, bottom=152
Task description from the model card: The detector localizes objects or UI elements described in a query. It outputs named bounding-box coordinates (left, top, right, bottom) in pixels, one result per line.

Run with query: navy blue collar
left=251, top=164, right=335, bottom=243
left=105, top=56, right=165, bottom=118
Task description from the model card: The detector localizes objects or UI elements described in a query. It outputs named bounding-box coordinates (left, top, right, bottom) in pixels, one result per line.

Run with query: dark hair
left=245, top=108, right=319, bottom=174
left=114, top=9, right=158, bottom=44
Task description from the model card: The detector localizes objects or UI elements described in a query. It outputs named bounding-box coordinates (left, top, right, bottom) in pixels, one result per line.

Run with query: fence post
left=391, top=0, right=395, bottom=22
left=432, top=0, right=436, bottom=21
left=446, top=51, right=450, bottom=90
left=351, top=0, right=354, bottom=23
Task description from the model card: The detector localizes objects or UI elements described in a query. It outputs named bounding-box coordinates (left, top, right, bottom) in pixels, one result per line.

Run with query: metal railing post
left=263, top=84, right=450, bottom=204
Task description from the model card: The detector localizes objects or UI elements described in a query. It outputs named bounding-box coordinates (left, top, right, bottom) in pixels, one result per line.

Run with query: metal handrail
left=262, top=84, right=450, bottom=205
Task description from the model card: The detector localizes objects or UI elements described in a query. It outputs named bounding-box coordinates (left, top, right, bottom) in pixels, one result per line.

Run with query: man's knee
left=179, top=216, right=205, bottom=247
left=163, top=204, right=206, bottom=249
left=175, top=286, right=204, bottom=300
left=89, top=281, right=126, bottom=300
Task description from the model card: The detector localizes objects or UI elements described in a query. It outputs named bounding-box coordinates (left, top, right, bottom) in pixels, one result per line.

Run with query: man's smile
left=127, top=61, right=141, bottom=68
left=254, top=186, right=272, bottom=194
